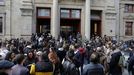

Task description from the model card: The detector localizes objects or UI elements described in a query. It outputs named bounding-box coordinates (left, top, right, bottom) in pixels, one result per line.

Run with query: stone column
left=51, top=0, right=59, bottom=40
left=115, top=0, right=120, bottom=42
left=5, top=0, right=12, bottom=39
left=85, top=0, right=90, bottom=40
left=32, top=0, right=36, bottom=34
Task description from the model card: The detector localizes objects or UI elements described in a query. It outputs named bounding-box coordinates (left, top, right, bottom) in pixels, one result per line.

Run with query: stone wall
left=2, top=0, right=118, bottom=40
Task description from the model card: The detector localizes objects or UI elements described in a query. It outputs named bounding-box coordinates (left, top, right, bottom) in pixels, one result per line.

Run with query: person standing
left=83, top=52, right=104, bottom=75
left=48, top=47, right=62, bottom=75
left=0, top=60, right=14, bottom=75
left=128, top=55, right=134, bottom=75
left=30, top=52, right=53, bottom=75
left=62, top=50, right=80, bottom=75
left=12, top=54, right=29, bottom=75
left=109, top=45, right=123, bottom=75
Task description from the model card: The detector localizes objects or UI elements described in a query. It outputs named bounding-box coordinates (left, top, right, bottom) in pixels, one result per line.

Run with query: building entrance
left=60, top=19, right=80, bottom=38
left=36, top=19, right=50, bottom=33
left=91, top=10, right=102, bottom=37
left=91, top=20, right=101, bottom=36
left=60, top=9, right=81, bottom=38
left=36, top=8, right=51, bottom=33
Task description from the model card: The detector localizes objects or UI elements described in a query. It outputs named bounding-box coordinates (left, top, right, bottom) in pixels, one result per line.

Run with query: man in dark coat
left=35, top=53, right=53, bottom=72
left=62, top=50, right=80, bottom=75
left=83, top=52, right=104, bottom=75
left=128, top=55, right=134, bottom=75
left=109, top=47, right=123, bottom=75
left=12, top=54, right=29, bottom=75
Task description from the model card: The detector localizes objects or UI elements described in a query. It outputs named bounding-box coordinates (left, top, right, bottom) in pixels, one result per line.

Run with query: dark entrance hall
left=91, top=10, right=102, bottom=37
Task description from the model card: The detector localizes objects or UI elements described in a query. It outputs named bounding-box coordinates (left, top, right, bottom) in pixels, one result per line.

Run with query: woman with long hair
left=24, top=50, right=36, bottom=69
left=48, top=47, right=63, bottom=75
left=5, top=51, right=15, bottom=62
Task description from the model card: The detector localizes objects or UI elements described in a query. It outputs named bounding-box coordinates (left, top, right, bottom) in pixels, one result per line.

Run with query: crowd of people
left=0, top=32, right=134, bottom=75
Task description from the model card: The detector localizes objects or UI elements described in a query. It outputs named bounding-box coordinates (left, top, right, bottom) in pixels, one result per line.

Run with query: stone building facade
left=120, top=0, right=134, bottom=41
left=0, top=0, right=129, bottom=41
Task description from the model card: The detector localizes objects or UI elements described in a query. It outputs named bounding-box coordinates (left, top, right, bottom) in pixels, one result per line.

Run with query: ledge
left=20, top=7, right=33, bottom=10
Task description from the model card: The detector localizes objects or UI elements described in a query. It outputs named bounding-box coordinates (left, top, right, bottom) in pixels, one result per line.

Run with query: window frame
left=0, top=0, right=4, bottom=5
left=60, top=8, right=81, bottom=19
left=37, top=8, right=51, bottom=18
left=71, top=9, right=81, bottom=18
left=0, top=14, right=5, bottom=35
left=125, top=21, right=133, bottom=36
left=125, top=4, right=134, bottom=13
left=60, top=9, right=70, bottom=18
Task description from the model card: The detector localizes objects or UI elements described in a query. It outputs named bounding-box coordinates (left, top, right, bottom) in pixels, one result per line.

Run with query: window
left=0, top=17, right=3, bottom=33
left=71, top=10, right=80, bottom=18
left=61, top=9, right=70, bottom=18
left=125, top=5, right=129, bottom=12
left=38, top=8, right=50, bottom=17
left=129, top=5, right=133, bottom=12
left=125, top=4, right=134, bottom=13
left=125, top=22, right=133, bottom=36
left=61, top=9, right=81, bottom=18
left=0, top=0, right=4, bottom=5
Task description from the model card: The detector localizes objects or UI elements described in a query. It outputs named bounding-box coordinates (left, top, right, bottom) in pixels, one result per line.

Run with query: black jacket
left=109, top=51, right=122, bottom=75
left=62, top=59, right=80, bottom=75
left=128, top=55, right=134, bottom=74
left=35, top=61, right=53, bottom=72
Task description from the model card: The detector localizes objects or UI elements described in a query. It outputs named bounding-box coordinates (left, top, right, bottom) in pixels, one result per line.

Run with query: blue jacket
left=12, top=64, right=29, bottom=75
left=83, top=62, right=104, bottom=75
